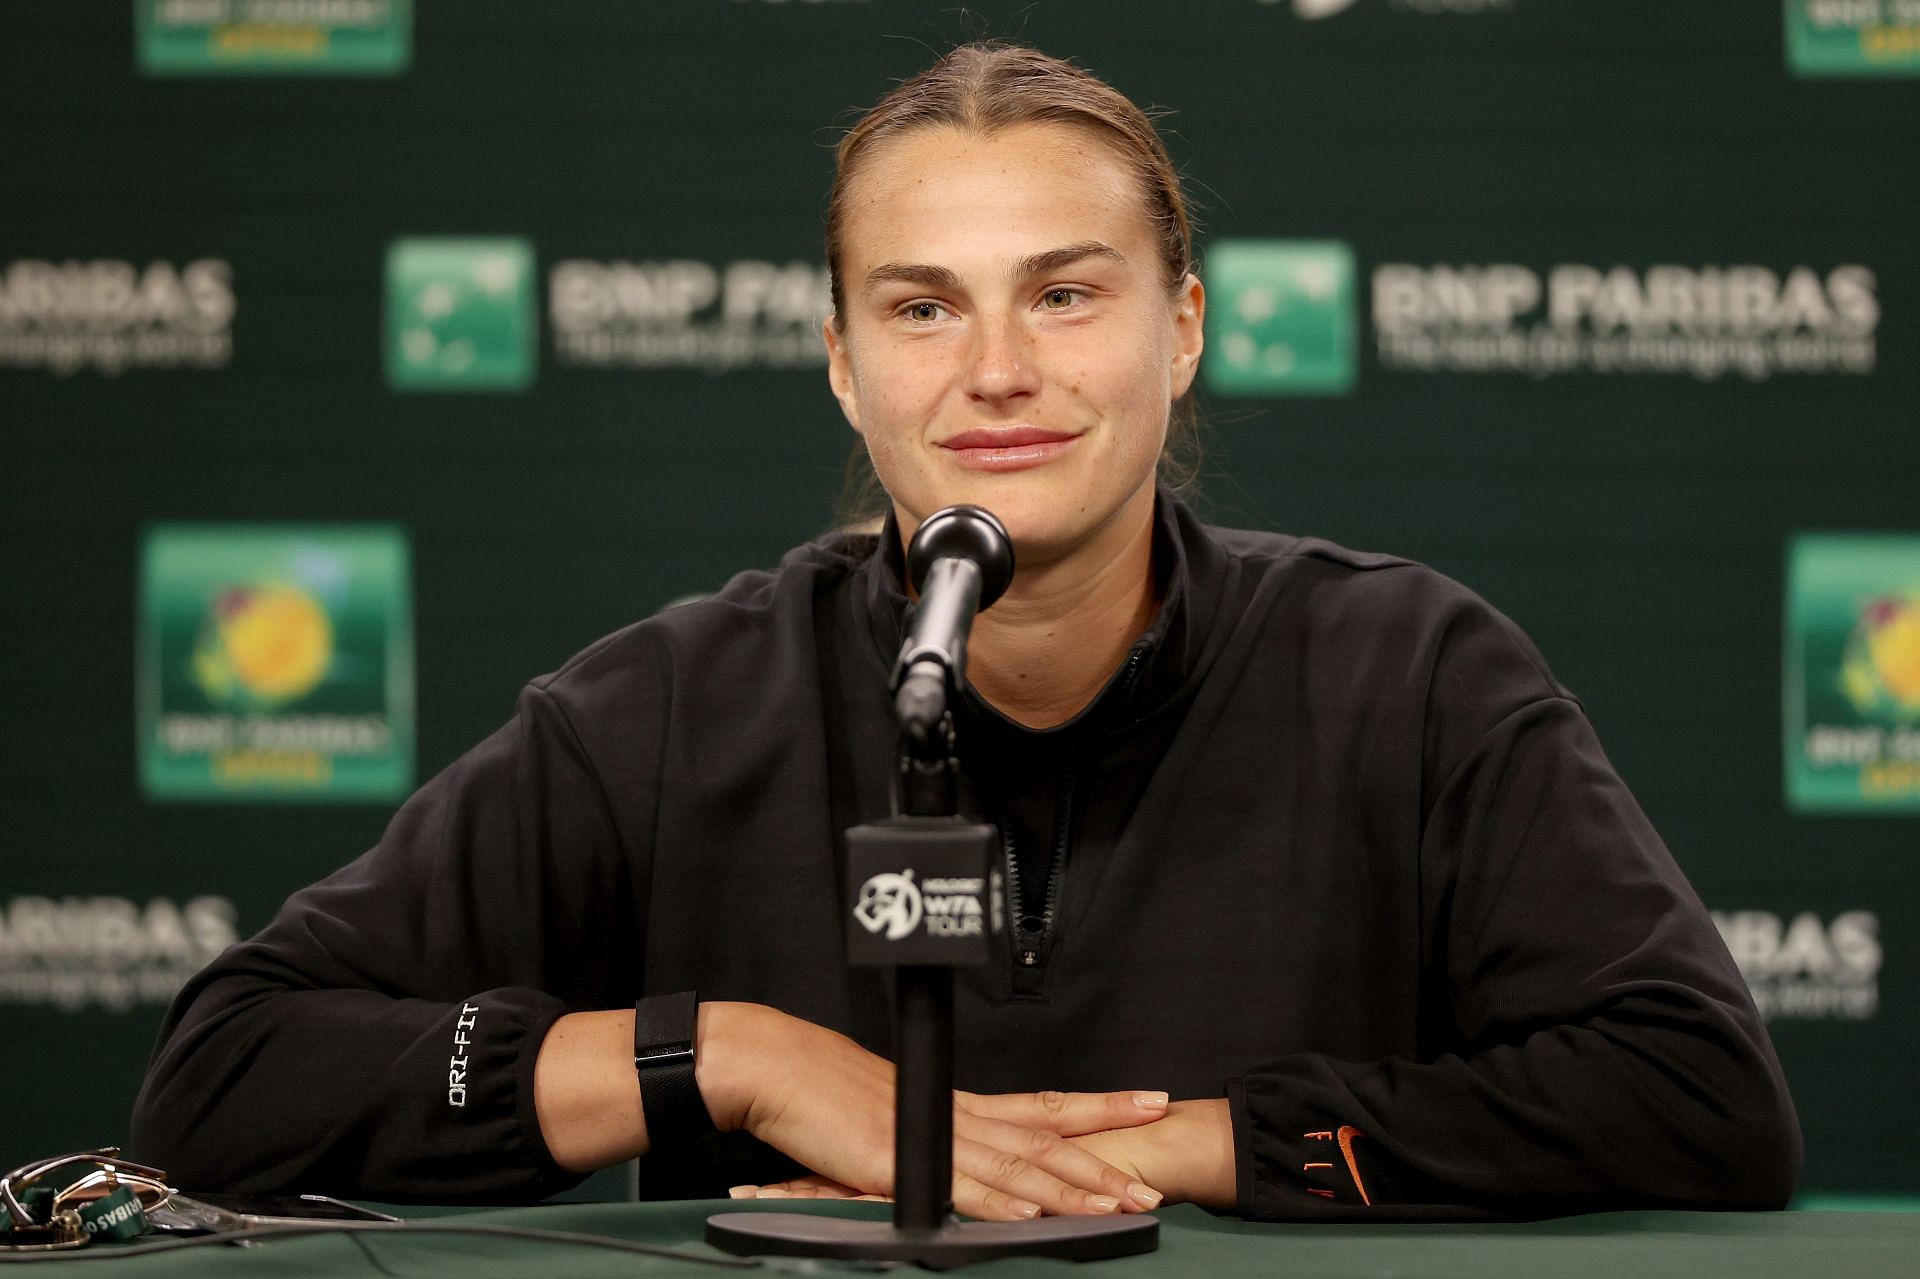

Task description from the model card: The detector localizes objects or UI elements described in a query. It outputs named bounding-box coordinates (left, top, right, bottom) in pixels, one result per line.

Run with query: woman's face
left=826, top=123, right=1203, bottom=567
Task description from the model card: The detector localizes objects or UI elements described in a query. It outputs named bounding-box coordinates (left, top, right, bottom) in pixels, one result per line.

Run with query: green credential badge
left=385, top=237, right=537, bottom=392
left=1785, top=534, right=1920, bottom=813
left=139, top=525, right=413, bottom=802
left=1785, top=0, right=1920, bottom=77
left=1203, top=239, right=1356, bottom=396
left=136, top=0, right=413, bottom=77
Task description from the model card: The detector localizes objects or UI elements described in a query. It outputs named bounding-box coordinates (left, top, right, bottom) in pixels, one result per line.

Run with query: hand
left=738, top=1101, right=1235, bottom=1212
left=1068, top=1100, right=1236, bottom=1211
left=698, top=1002, right=1170, bottom=1221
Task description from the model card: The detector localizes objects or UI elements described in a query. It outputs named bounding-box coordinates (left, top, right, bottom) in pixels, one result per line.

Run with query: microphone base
left=706, top=1210, right=1158, bottom=1270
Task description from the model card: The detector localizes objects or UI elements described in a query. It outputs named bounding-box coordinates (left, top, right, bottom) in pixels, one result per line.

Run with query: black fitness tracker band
left=633, top=991, right=716, bottom=1148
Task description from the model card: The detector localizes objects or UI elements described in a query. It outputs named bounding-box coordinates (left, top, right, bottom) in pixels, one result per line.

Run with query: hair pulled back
left=826, top=42, right=1202, bottom=522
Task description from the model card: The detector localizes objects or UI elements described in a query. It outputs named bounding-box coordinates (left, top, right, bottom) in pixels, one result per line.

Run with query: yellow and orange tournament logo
left=1786, top=535, right=1920, bottom=813
left=1839, top=594, right=1920, bottom=718
left=190, top=582, right=336, bottom=708
left=139, top=525, right=412, bottom=801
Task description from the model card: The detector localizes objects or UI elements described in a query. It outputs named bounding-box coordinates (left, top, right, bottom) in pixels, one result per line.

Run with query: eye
left=900, top=300, right=949, bottom=323
left=1039, top=288, right=1082, bottom=311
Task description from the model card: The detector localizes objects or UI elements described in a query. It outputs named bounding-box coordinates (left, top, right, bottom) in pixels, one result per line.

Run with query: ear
left=1169, top=272, right=1205, bottom=400
left=823, top=315, right=864, bottom=435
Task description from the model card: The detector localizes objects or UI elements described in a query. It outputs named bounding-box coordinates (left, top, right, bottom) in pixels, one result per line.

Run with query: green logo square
left=1785, top=1, right=1920, bottom=78
left=136, top=0, right=413, bottom=77
left=138, top=525, right=414, bottom=802
left=1784, top=533, right=1920, bottom=813
left=1203, top=240, right=1356, bottom=396
left=385, top=237, right=537, bottom=392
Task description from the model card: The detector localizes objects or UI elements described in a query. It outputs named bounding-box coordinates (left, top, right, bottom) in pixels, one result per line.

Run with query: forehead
left=838, top=123, right=1156, bottom=271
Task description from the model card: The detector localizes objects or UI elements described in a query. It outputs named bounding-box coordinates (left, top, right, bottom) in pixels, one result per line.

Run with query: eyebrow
left=1015, top=240, right=1126, bottom=279
left=861, top=241, right=1127, bottom=294
left=863, top=262, right=961, bottom=293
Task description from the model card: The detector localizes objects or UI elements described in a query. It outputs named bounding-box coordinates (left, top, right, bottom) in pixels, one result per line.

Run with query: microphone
left=891, top=505, right=1015, bottom=751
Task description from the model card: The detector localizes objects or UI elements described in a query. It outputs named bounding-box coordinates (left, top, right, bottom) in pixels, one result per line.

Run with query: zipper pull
left=1016, top=915, right=1045, bottom=967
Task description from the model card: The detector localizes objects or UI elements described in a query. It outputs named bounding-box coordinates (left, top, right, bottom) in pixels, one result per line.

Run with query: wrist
left=1155, top=1100, right=1237, bottom=1210
left=693, top=1000, right=766, bottom=1133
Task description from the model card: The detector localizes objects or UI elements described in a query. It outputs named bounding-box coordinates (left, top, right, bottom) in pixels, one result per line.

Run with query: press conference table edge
left=20, top=1197, right=1919, bottom=1276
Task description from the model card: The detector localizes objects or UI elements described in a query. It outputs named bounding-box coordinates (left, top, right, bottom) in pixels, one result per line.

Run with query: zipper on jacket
left=1005, top=761, right=1075, bottom=998
left=1115, top=643, right=1150, bottom=711
left=996, top=642, right=1146, bottom=997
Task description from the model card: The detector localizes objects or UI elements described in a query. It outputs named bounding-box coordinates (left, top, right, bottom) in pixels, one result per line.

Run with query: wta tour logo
left=856, top=871, right=923, bottom=940
left=1203, top=240, right=1358, bottom=396
left=1786, top=1, right=1920, bottom=77
left=1785, top=534, right=1920, bottom=813
left=139, top=525, right=413, bottom=801
left=385, top=237, right=537, bottom=391
left=854, top=870, right=986, bottom=941
left=137, top=0, right=413, bottom=76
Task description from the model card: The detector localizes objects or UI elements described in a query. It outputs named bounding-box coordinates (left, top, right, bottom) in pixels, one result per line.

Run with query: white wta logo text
left=855, top=870, right=923, bottom=941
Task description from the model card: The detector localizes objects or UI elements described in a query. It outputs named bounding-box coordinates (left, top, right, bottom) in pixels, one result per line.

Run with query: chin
left=909, top=477, right=1054, bottom=536
left=962, top=488, right=1130, bottom=569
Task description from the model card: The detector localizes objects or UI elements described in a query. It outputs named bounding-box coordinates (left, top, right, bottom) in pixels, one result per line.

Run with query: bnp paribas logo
left=139, top=525, right=413, bottom=802
left=1203, top=239, right=1356, bottom=396
left=1785, top=1, right=1920, bottom=78
left=1784, top=534, right=1920, bottom=814
left=385, top=237, right=536, bottom=391
left=137, top=0, right=413, bottom=77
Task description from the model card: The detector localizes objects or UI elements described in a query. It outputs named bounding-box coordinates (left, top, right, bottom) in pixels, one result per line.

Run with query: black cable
left=0, top=1219, right=777, bottom=1267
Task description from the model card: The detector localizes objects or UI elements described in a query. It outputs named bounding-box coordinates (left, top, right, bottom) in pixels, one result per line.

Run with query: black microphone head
left=906, top=505, right=1015, bottom=607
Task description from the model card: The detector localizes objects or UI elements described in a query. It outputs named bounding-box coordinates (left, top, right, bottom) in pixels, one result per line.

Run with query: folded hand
left=702, top=1002, right=1170, bottom=1221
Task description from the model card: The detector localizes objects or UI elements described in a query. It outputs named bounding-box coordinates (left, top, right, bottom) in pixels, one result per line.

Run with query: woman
left=131, top=43, right=1800, bottom=1222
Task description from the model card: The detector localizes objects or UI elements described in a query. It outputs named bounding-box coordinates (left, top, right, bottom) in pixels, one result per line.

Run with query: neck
left=916, top=484, right=1159, bottom=730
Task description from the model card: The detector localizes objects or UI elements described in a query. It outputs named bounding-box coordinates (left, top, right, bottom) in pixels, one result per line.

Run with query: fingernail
left=1088, top=1195, right=1121, bottom=1214
left=1128, top=1183, right=1164, bottom=1209
left=757, top=1188, right=790, bottom=1199
left=728, top=1185, right=756, bottom=1200
left=1011, top=1200, right=1041, bottom=1219
left=1134, top=1092, right=1169, bottom=1110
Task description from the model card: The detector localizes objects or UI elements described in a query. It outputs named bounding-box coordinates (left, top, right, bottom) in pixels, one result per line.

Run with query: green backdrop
left=3, top=0, right=1916, bottom=1199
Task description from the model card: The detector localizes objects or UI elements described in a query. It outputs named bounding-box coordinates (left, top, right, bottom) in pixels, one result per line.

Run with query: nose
left=962, top=313, right=1039, bottom=409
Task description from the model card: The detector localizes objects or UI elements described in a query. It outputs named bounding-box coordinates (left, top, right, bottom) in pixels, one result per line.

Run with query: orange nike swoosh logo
left=1336, top=1125, right=1372, bottom=1207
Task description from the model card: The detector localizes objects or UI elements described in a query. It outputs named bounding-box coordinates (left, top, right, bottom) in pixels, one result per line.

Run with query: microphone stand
left=707, top=520, right=1159, bottom=1268
left=892, top=716, right=961, bottom=1238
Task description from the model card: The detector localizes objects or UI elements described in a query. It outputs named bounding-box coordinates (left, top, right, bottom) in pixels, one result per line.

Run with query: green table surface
left=8, top=1200, right=1916, bottom=1277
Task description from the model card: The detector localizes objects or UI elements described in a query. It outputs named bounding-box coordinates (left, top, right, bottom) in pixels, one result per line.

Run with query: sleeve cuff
left=1226, top=1075, right=1258, bottom=1217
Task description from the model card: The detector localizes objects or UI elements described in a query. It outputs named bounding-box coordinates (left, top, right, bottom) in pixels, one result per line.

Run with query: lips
left=936, top=426, right=1081, bottom=473
left=940, top=427, right=1079, bottom=450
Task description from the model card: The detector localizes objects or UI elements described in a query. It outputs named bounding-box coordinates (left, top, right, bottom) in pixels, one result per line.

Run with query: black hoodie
left=130, top=493, right=1801, bottom=1219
